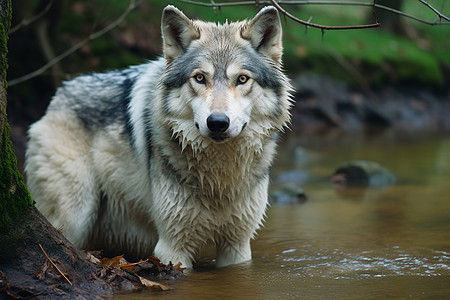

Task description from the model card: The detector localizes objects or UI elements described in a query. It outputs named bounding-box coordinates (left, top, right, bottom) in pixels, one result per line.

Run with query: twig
left=39, top=244, right=72, bottom=286
left=8, top=1, right=54, bottom=35
left=418, top=0, right=450, bottom=23
left=8, top=0, right=143, bottom=87
left=177, top=0, right=258, bottom=7
left=270, top=0, right=380, bottom=30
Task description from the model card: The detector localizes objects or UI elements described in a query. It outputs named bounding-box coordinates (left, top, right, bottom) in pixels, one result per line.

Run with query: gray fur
left=25, top=6, right=293, bottom=269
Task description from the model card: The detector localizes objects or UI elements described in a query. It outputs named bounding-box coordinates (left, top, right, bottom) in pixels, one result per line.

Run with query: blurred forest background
left=6, top=0, right=450, bottom=170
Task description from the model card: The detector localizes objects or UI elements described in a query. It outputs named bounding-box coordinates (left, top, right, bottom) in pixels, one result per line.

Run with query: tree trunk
left=371, top=0, right=406, bottom=35
left=0, top=1, right=112, bottom=298
left=0, top=0, right=32, bottom=236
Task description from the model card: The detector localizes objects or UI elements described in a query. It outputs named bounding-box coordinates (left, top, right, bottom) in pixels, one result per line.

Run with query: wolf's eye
left=194, top=73, right=206, bottom=84
left=237, top=75, right=249, bottom=85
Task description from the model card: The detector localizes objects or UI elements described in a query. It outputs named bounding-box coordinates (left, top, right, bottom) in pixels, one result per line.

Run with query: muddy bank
left=291, top=72, right=450, bottom=133
left=0, top=206, right=112, bottom=299
left=0, top=206, right=184, bottom=299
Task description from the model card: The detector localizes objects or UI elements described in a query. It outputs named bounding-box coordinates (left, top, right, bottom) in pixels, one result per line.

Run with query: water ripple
left=278, top=246, right=450, bottom=278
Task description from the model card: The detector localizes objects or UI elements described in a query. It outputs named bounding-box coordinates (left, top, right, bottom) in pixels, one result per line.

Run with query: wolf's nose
left=207, top=114, right=230, bottom=133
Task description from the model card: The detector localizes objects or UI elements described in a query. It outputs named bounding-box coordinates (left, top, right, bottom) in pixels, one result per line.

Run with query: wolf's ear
left=161, top=6, right=199, bottom=63
left=241, top=6, right=283, bottom=63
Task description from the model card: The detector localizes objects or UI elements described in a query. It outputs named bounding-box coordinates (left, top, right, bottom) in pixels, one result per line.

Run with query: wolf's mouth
left=209, top=134, right=227, bottom=143
left=208, top=122, right=248, bottom=142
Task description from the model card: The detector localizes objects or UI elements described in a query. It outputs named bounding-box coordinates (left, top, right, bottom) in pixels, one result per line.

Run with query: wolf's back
left=46, top=64, right=152, bottom=132
left=24, top=61, right=162, bottom=250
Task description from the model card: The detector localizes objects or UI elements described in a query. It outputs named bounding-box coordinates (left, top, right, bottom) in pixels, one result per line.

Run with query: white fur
left=25, top=6, right=292, bottom=269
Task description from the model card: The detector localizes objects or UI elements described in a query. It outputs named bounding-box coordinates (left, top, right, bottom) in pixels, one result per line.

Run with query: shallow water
left=114, top=130, right=450, bottom=299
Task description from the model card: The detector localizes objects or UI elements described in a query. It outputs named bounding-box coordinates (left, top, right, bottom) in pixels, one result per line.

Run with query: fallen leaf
left=119, top=258, right=149, bottom=272
left=86, top=252, right=183, bottom=292
left=47, top=284, right=68, bottom=296
left=173, top=262, right=186, bottom=272
left=100, top=254, right=127, bottom=268
left=34, top=260, right=64, bottom=283
left=138, top=275, right=172, bottom=291
left=147, top=256, right=163, bottom=267
left=38, top=244, right=72, bottom=286
left=119, top=264, right=134, bottom=272
left=84, top=252, right=101, bottom=265
left=135, top=257, right=184, bottom=279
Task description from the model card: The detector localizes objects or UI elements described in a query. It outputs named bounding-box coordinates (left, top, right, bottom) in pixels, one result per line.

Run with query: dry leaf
left=83, top=252, right=183, bottom=292
left=84, top=252, right=101, bottom=265
left=133, top=257, right=184, bottom=279
left=147, top=256, right=163, bottom=266
left=138, top=275, right=172, bottom=291
left=120, top=258, right=149, bottom=272
left=100, top=254, right=127, bottom=268
left=119, top=264, right=134, bottom=272
left=173, top=262, right=186, bottom=272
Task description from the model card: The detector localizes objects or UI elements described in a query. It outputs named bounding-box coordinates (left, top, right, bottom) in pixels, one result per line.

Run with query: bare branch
left=418, top=0, right=450, bottom=23
left=177, top=0, right=257, bottom=7
left=8, top=1, right=54, bottom=35
left=177, top=0, right=450, bottom=26
left=270, top=0, right=380, bottom=30
left=8, top=0, right=143, bottom=87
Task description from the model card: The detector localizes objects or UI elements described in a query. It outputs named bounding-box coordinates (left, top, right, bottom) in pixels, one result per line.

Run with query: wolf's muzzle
left=206, top=113, right=230, bottom=142
left=207, top=114, right=230, bottom=134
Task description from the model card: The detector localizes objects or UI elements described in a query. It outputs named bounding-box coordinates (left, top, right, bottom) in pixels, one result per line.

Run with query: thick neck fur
left=166, top=124, right=275, bottom=200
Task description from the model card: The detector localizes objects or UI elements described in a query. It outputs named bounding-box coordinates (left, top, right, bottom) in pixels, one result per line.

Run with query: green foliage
left=163, top=1, right=449, bottom=88
left=284, top=27, right=443, bottom=87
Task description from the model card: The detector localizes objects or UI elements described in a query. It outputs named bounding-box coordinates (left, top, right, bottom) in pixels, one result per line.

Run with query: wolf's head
left=158, top=6, right=292, bottom=145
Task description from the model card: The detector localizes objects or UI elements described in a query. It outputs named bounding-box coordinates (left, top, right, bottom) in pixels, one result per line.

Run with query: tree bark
left=0, top=1, right=112, bottom=298
left=0, top=0, right=32, bottom=235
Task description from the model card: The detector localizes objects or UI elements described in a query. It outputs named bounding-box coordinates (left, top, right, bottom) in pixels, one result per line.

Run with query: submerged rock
left=270, top=184, right=307, bottom=205
left=332, top=160, right=396, bottom=187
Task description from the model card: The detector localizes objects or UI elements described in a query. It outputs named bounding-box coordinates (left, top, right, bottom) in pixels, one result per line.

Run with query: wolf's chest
left=182, top=142, right=261, bottom=192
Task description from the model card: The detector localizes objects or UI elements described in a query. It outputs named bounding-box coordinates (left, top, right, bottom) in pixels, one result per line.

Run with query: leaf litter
left=3, top=243, right=185, bottom=298
left=84, top=251, right=185, bottom=292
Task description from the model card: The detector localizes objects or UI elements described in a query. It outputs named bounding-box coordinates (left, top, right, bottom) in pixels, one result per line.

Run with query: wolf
left=25, top=5, right=293, bottom=268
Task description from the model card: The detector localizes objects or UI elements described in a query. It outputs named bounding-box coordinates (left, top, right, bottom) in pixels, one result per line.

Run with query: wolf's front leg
left=154, top=236, right=194, bottom=269
left=216, top=239, right=252, bottom=268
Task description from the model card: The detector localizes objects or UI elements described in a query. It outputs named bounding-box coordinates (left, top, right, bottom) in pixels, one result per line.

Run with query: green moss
left=282, top=25, right=444, bottom=88
left=0, top=22, right=7, bottom=90
left=0, top=122, right=33, bottom=232
left=0, top=0, right=11, bottom=89
left=0, top=0, right=33, bottom=233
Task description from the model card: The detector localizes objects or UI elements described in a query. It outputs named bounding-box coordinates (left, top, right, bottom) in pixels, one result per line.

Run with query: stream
left=114, top=129, right=450, bottom=298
